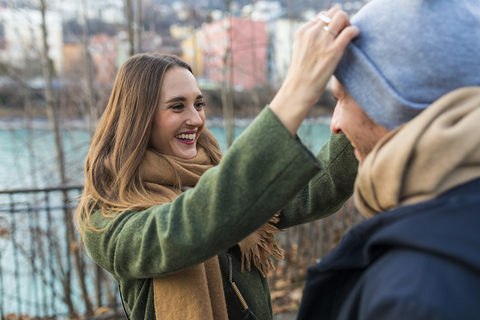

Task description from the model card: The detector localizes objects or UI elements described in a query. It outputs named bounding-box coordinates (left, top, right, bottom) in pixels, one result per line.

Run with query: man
left=297, top=0, right=480, bottom=319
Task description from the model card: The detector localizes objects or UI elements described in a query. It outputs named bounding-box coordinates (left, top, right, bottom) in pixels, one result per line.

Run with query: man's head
left=331, top=0, right=480, bottom=153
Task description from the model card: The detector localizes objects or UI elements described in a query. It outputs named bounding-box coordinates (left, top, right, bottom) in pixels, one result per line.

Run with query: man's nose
left=330, top=106, right=343, bottom=134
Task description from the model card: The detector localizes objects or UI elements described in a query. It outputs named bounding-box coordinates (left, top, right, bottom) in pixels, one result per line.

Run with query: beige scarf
left=355, top=87, right=480, bottom=218
left=139, top=143, right=283, bottom=320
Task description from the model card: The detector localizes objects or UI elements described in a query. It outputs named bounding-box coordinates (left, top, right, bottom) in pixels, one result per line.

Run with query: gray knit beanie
left=334, top=0, right=480, bottom=130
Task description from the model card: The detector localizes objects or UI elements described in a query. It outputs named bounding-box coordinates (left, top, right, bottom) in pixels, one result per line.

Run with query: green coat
left=84, top=106, right=358, bottom=320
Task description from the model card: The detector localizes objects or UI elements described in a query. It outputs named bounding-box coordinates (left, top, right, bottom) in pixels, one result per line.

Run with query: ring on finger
left=323, top=25, right=339, bottom=37
left=318, top=14, right=332, bottom=24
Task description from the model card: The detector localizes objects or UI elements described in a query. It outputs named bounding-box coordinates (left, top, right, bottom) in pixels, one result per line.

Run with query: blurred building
left=48, top=0, right=125, bottom=25
left=0, top=8, right=63, bottom=74
left=115, top=30, right=168, bottom=70
left=170, top=25, right=203, bottom=76
left=241, top=1, right=285, bottom=22
left=180, top=33, right=204, bottom=77
left=141, top=31, right=164, bottom=53
left=170, top=25, right=194, bottom=40
left=91, top=34, right=117, bottom=84
left=63, top=38, right=83, bottom=76
left=197, top=17, right=268, bottom=90
left=272, top=19, right=304, bottom=87
left=115, top=31, right=130, bottom=70
left=63, top=34, right=116, bottom=84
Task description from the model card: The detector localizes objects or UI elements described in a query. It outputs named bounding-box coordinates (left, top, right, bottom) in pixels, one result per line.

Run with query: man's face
left=330, top=77, right=389, bottom=164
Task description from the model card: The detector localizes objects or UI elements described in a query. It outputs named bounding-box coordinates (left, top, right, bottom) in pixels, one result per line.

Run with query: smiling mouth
left=175, top=133, right=196, bottom=142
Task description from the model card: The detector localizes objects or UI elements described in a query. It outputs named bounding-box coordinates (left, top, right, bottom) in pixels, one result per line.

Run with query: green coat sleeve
left=84, top=106, right=321, bottom=280
left=277, top=132, right=358, bottom=229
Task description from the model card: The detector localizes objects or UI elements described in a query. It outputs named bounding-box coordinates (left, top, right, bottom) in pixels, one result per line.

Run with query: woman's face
left=149, top=67, right=206, bottom=159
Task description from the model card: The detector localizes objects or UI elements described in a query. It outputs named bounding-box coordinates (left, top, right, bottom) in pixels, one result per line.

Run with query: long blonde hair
left=75, top=53, right=222, bottom=238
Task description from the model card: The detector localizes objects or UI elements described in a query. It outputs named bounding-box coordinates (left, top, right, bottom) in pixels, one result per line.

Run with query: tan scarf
left=139, top=143, right=283, bottom=320
left=355, top=87, right=480, bottom=218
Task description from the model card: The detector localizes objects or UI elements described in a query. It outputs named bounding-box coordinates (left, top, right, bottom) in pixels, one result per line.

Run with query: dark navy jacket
left=298, top=178, right=480, bottom=320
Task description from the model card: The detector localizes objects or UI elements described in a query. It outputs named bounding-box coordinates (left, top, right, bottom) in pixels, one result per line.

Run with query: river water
left=0, top=119, right=332, bottom=191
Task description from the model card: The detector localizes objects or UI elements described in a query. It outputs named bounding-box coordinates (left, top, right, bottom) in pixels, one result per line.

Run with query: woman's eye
left=170, top=104, right=184, bottom=110
left=195, top=101, right=205, bottom=109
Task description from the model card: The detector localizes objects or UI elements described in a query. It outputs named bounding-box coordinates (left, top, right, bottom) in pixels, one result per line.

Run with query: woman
left=75, top=8, right=359, bottom=320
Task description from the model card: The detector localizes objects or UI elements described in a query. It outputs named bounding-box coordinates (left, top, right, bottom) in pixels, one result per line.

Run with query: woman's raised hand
left=270, top=7, right=359, bottom=136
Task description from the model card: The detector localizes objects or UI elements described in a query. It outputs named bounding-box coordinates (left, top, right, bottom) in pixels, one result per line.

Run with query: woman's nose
left=186, top=106, right=203, bottom=127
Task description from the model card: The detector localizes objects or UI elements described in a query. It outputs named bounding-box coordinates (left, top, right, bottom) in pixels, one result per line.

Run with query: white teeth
left=175, top=133, right=196, bottom=140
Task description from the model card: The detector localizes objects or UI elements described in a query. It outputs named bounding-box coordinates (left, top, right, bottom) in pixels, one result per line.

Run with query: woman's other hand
left=270, top=7, right=359, bottom=136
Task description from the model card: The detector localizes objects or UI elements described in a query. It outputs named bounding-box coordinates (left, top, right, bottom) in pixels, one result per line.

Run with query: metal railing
left=0, top=186, right=363, bottom=319
left=0, top=186, right=121, bottom=320
left=271, top=198, right=363, bottom=284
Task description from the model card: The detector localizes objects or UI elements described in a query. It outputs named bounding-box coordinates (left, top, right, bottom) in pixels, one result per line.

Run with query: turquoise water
left=0, top=121, right=332, bottom=190
left=0, top=128, right=91, bottom=190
